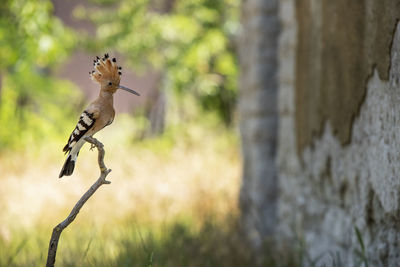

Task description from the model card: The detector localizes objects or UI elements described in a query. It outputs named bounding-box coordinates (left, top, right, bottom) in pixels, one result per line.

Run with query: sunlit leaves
left=0, top=0, right=79, bottom=150
left=160, top=15, right=200, bottom=44
left=84, top=0, right=239, bottom=124
left=1, top=0, right=75, bottom=68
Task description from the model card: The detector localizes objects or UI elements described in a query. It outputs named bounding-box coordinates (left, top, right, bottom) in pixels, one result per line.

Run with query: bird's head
left=89, top=53, right=140, bottom=96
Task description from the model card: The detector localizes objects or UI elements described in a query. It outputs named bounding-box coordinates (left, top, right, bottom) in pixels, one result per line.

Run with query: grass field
left=0, top=114, right=306, bottom=266
left=0, top=114, right=248, bottom=266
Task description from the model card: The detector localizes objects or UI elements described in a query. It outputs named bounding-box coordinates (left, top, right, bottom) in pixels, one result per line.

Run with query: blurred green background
left=0, top=0, right=259, bottom=266
left=0, top=0, right=239, bottom=151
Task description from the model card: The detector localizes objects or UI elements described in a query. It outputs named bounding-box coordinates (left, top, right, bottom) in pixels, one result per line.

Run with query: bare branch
left=46, top=136, right=112, bottom=267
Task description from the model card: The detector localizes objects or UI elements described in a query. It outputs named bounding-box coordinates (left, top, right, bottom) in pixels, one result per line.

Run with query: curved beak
left=118, top=85, right=140, bottom=96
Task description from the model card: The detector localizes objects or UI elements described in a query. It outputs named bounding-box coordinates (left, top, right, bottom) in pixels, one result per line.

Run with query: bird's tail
left=59, top=154, right=76, bottom=178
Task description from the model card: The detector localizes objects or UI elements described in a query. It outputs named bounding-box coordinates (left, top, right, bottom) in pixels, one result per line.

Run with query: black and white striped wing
left=63, top=110, right=95, bottom=154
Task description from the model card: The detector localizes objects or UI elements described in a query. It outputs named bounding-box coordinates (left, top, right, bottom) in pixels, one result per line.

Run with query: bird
left=59, top=53, right=140, bottom=178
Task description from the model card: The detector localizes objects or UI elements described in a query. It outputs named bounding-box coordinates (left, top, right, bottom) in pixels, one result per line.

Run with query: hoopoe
left=59, top=53, right=140, bottom=178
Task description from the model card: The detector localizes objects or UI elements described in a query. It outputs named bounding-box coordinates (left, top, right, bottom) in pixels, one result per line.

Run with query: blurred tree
left=80, top=0, right=239, bottom=125
left=0, top=0, right=79, bottom=150
left=238, top=0, right=279, bottom=250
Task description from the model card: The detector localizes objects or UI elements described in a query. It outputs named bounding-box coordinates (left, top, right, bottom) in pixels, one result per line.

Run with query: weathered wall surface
left=295, top=0, right=400, bottom=153
left=278, top=0, right=400, bottom=265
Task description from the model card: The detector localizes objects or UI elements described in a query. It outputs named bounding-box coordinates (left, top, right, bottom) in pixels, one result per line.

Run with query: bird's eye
left=108, top=82, right=112, bottom=86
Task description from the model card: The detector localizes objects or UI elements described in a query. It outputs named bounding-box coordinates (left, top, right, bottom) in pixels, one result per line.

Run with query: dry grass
left=0, top=115, right=246, bottom=266
left=0, top=115, right=306, bottom=266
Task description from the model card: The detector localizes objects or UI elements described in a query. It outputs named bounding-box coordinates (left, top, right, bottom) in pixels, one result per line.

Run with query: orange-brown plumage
left=59, top=53, right=140, bottom=178
left=90, top=53, right=121, bottom=86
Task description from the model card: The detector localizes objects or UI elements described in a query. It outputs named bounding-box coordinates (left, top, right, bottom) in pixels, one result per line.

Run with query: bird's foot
left=89, top=143, right=96, bottom=151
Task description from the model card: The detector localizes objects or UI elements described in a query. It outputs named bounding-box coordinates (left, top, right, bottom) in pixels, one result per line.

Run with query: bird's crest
left=89, top=53, right=122, bottom=85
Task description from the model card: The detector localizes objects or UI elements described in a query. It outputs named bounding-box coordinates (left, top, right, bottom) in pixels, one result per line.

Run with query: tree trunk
left=238, top=0, right=279, bottom=249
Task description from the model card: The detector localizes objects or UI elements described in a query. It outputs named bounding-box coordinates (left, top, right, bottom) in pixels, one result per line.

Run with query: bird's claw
left=89, top=143, right=96, bottom=151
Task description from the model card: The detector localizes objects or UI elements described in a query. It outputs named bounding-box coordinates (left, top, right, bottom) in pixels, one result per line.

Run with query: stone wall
left=278, top=0, right=400, bottom=265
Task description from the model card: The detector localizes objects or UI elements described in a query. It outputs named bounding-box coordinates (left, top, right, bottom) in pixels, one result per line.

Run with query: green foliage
left=81, top=0, right=239, bottom=124
left=0, top=0, right=80, bottom=150
left=0, top=75, right=82, bottom=150
left=0, top=0, right=240, bottom=150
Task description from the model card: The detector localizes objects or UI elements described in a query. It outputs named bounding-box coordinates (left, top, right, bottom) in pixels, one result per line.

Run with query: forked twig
left=46, top=136, right=112, bottom=267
